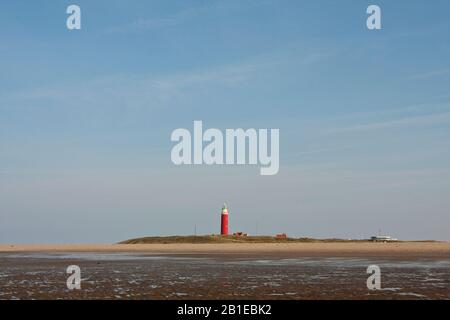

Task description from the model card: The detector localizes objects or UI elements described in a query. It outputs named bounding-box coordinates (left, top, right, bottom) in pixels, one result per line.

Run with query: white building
left=370, top=235, right=398, bottom=242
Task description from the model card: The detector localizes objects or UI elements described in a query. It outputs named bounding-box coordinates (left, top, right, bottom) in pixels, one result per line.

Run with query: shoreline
left=1, top=242, right=450, bottom=258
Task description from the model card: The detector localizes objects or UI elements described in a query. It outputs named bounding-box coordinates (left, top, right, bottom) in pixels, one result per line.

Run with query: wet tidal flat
left=0, top=253, right=449, bottom=300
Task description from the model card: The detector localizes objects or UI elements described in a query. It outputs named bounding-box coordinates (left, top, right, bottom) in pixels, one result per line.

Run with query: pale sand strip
left=0, top=242, right=450, bottom=257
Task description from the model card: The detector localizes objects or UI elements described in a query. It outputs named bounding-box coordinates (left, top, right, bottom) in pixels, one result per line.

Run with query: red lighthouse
left=220, top=203, right=229, bottom=235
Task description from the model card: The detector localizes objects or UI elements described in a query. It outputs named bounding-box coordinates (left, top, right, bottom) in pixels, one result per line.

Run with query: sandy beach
left=1, top=242, right=450, bottom=257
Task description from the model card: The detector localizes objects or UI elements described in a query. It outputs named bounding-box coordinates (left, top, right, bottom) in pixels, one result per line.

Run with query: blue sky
left=1, top=0, right=450, bottom=242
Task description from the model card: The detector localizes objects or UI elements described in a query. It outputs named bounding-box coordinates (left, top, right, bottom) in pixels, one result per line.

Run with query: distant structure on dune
left=275, top=233, right=287, bottom=239
left=221, top=203, right=229, bottom=235
left=370, top=235, right=398, bottom=242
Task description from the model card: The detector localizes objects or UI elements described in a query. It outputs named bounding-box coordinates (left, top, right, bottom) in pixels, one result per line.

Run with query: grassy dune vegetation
left=119, top=235, right=370, bottom=244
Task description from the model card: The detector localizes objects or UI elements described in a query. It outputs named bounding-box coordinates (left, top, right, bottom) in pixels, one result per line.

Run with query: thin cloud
left=409, top=68, right=450, bottom=80
left=295, top=146, right=354, bottom=156
left=1, top=63, right=259, bottom=109
left=103, top=7, right=198, bottom=34
left=1, top=45, right=328, bottom=109
left=328, top=111, right=450, bottom=134
left=103, top=0, right=274, bottom=34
